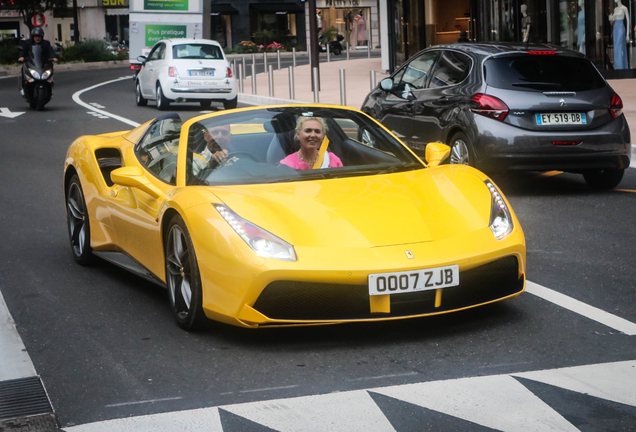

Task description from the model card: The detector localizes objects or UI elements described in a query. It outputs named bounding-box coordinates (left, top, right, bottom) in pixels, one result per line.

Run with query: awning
left=107, top=8, right=129, bottom=15
left=211, top=4, right=239, bottom=15
left=249, top=2, right=304, bottom=13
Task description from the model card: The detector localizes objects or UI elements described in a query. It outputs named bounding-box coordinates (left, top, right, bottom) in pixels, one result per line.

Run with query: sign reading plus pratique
left=145, top=25, right=187, bottom=45
left=144, top=0, right=188, bottom=11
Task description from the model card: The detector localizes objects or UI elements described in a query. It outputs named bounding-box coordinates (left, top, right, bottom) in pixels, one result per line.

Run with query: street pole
left=72, top=0, right=80, bottom=43
left=308, top=0, right=320, bottom=92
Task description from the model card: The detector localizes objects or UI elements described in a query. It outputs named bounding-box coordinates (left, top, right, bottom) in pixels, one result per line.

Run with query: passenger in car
left=280, top=117, right=343, bottom=169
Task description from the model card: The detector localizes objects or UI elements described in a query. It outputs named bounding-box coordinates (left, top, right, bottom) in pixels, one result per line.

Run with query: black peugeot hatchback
left=362, top=43, right=631, bottom=188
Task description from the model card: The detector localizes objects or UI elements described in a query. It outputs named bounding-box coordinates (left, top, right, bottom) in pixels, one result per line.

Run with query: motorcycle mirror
left=379, top=78, right=394, bottom=91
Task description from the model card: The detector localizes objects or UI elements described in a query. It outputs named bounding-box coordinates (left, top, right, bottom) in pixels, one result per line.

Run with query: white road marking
left=105, top=396, right=183, bottom=408
left=0, top=290, right=36, bottom=381
left=514, top=359, right=636, bottom=407
left=526, top=281, right=636, bottom=335
left=72, top=77, right=141, bottom=127
left=0, top=107, right=25, bottom=118
left=225, top=390, right=397, bottom=432
left=63, top=360, right=636, bottom=432
left=89, top=103, right=106, bottom=109
left=374, top=374, right=580, bottom=432
left=347, top=372, right=419, bottom=381
left=239, top=385, right=299, bottom=393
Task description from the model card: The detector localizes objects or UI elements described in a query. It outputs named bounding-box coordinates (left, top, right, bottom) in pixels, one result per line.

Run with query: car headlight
left=485, top=180, right=513, bottom=240
left=214, top=204, right=297, bottom=261
left=41, top=70, right=51, bottom=80
left=29, top=69, right=41, bottom=79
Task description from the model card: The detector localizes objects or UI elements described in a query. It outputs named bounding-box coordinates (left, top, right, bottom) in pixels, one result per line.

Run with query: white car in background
left=135, top=38, right=238, bottom=110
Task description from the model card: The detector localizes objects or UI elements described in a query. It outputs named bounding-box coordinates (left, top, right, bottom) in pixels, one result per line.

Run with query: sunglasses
left=208, top=129, right=230, bottom=137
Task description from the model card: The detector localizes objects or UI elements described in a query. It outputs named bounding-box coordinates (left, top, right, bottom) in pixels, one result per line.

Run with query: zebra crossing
left=64, top=359, right=636, bottom=432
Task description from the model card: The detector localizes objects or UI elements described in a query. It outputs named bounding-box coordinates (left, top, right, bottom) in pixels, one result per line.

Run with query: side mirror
left=137, top=55, right=147, bottom=64
left=379, top=77, right=394, bottom=91
left=425, top=142, right=451, bottom=167
left=110, top=166, right=163, bottom=199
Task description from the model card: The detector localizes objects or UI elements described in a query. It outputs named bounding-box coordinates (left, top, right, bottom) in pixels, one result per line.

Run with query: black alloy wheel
left=156, top=83, right=170, bottom=111
left=164, top=214, right=207, bottom=330
left=583, top=168, right=625, bottom=189
left=66, top=175, right=93, bottom=265
left=136, top=82, right=148, bottom=106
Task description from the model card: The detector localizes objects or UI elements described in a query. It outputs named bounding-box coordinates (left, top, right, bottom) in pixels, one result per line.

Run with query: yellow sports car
left=64, top=105, right=525, bottom=330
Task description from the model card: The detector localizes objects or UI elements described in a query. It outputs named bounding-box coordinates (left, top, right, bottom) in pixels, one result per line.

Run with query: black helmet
left=31, top=27, right=44, bottom=38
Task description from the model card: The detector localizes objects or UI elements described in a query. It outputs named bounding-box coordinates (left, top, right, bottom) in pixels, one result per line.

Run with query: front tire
left=223, top=96, right=238, bottom=110
left=36, top=87, right=46, bottom=111
left=66, top=175, right=93, bottom=265
left=449, top=131, right=474, bottom=167
left=583, top=168, right=625, bottom=189
left=156, top=83, right=170, bottom=111
left=164, top=214, right=207, bottom=331
left=136, top=82, right=147, bottom=106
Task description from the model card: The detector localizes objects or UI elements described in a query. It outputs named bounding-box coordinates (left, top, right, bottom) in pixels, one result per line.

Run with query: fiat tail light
left=168, top=66, right=177, bottom=77
left=470, top=94, right=509, bottom=121
left=227, top=67, right=233, bottom=78
left=610, top=93, right=623, bottom=119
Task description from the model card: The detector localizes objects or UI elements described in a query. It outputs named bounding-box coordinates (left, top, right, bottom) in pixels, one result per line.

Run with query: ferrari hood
left=210, top=167, right=493, bottom=248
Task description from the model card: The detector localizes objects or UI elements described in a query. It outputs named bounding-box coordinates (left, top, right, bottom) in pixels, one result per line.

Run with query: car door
left=107, top=116, right=181, bottom=279
left=410, top=50, right=473, bottom=145
left=375, top=50, right=440, bottom=152
left=139, top=43, right=162, bottom=95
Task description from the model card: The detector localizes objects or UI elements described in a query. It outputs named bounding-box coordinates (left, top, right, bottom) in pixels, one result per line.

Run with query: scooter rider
left=18, top=28, right=58, bottom=64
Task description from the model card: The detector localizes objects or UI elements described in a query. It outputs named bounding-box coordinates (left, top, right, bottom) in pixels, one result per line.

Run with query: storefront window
left=318, top=7, right=370, bottom=47
left=250, top=11, right=298, bottom=48
left=560, top=0, right=586, bottom=53
left=211, top=14, right=231, bottom=48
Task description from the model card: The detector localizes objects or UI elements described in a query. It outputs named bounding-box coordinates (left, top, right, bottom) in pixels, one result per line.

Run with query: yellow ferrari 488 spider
left=64, top=105, right=525, bottom=330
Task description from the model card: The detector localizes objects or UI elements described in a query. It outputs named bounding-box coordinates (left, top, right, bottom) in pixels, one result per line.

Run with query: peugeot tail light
left=470, top=94, right=509, bottom=121
left=610, top=93, right=623, bottom=119
left=526, top=51, right=557, bottom=55
left=168, top=66, right=177, bottom=77
left=227, top=67, right=233, bottom=78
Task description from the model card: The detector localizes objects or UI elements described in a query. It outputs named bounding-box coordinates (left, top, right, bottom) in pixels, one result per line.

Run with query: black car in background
left=361, top=43, right=631, bottom=188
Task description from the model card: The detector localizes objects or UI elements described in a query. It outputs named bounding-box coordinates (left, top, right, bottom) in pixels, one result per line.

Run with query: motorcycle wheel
left=333, top=47, right=342, bottom=55
left=36, top=87, right=46, bottom=111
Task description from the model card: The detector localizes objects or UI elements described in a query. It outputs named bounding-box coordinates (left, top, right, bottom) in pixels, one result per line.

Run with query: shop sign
left=0, top=10, right=21, bottom=18
left=325, top=0, right=360, bottom=6
left=144, top=0, right=188, bottom=11
left=102, top=0, right=129, bottom=6
left=145, top=24, right=186, bottom=45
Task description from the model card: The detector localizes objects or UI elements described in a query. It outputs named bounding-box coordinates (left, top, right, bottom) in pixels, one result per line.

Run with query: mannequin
left=355, top=10, right=366, bottom=46
left=577, top=0, right=585, bottom=53
left=521, top=4, right=531, bottom=42
left=609, top=0, right=630, bottom=69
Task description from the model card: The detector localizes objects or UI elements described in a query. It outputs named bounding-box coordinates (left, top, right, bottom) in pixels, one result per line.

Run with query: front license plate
left=368, top=265, right=459, bottom=296
left=536, top=113, right=587, bottom=125
left=189, top=70, right=215, bottom=77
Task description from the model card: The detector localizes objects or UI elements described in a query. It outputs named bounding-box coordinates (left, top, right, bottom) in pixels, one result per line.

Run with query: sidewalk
left=237, top=57, right=388, bottom=110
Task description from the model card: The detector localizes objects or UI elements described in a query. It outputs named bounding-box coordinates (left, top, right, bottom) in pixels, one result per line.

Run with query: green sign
left=144, top=0, right=188, bottom=11
left=145, top=25, right=187, bottom=45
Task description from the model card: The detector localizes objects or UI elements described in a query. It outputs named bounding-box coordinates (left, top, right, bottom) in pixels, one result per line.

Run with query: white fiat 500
left=135, top=39, right=238, bottom=110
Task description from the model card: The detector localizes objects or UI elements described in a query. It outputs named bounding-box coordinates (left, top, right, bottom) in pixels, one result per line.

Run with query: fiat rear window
left=173, top=44, right=224, bottom=60
left=484, top=55, right=605, bottom=92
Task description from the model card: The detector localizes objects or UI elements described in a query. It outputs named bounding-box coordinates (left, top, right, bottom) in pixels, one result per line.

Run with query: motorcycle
left=19, top=44, right=54, bottom=111
left=319, top=33, right=345, bottom=55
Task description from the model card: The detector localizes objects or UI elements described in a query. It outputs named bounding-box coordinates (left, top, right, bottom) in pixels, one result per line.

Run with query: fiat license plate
left=189, top=70, right=214, bottom=77
left=368, top=265, right=459, bottom=296
left=536, top=113, right=587, bottom=125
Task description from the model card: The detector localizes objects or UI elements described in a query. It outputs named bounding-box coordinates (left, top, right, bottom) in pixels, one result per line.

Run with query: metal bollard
left=367, top=44, right=371, bottom=58
left=370, top=70, right=376, bottom=91
left=232, top=59, right=236, bottom=74
left=251, top=64, right=256, bottom=94
left=327, top=43, right=330, bottom=62
left=242, top=56, right=246, bottom=80
left=346, top=42, right=349, bottom=60
left=339, top=69, right=346, bottom=106
left=268, top=65, right=274, bottom=97
left=238, top=64, right=243, bottom=93
left=312, top=67, right=319, bottom=103
left=277, top=49, right=281, bottom=70
left=263, top=51, right=267, bottom=74
left=292, top=47, right=296, bottom=68
left=288, top=65, right=295, bottom=100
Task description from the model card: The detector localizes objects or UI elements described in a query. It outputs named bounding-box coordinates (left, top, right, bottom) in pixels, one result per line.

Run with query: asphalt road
left=0, top=66, right=635, bottom=429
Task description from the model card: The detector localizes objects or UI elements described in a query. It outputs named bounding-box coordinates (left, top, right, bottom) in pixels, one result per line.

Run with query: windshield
left=173, top=44, right=224, bottom=60
left=29, top=44, right=43, bottom=69
left=484, top=55, right=606, bottom=92
left=185, top=107, right=423, bottom=186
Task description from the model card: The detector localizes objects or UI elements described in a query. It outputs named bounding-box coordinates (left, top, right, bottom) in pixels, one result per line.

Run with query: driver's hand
left=209, top=149, right=228, bottom=165
left=52, top=58, right=58, bottom=62
left=18, top=57, right=24, bottom=62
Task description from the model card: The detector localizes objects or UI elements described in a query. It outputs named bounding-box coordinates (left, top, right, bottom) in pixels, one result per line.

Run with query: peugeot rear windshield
left=172, top=44, right=224, bottom=60
left=484, top=55, right=606, bottom=92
